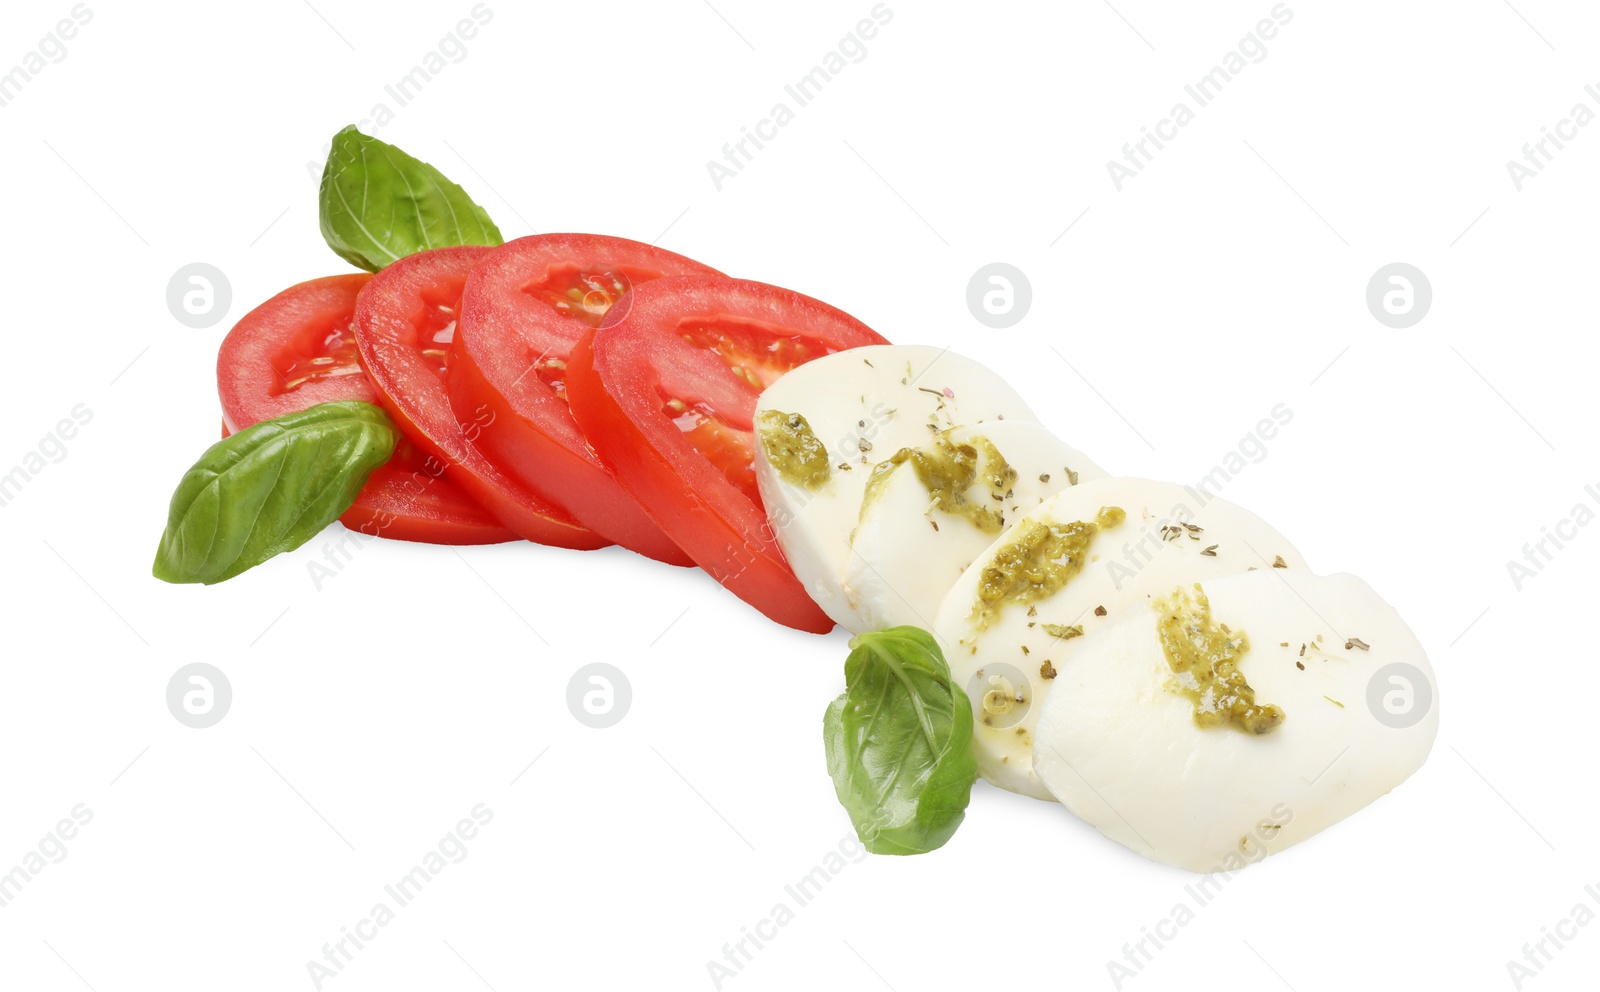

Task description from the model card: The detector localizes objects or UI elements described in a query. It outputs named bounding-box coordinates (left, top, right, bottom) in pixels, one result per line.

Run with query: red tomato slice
left=451, top=234, right=723, bottom=565
left=216, top=273, right=515, bottom=545
left=565, top=276, right=889, bottom=632
left=353, top=246, right=607, bottom=550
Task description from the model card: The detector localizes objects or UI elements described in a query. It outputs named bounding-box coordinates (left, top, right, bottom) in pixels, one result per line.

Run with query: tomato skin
left=216, top=274, right=515, bottom=545
left=333, top=453, right=521, bottom=545
left=353, top=246, right=607, bottom=551
left=451, top=234, right=723, bottom=566
left=565, top=276, right=889, bottom=633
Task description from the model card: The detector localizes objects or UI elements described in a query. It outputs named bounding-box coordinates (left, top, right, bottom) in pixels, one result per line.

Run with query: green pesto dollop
left=862, top=434, right=1018, bottom=534
left=1153, top=583, right=1284, bottom=735
left=971, top=506, right=1125, bottom=630
left=757, top=410, right=830, bottom=490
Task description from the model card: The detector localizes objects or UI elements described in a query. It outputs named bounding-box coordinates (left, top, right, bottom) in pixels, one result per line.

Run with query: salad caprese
left=155, top=127, right=1438, bottom=870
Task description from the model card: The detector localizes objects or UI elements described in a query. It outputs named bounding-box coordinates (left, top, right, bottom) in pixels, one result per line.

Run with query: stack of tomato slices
left=216, top=234, right=887, bottom=631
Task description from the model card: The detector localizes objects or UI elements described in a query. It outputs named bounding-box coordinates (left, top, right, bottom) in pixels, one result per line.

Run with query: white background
left=1, top=1, right=1595, bottom=989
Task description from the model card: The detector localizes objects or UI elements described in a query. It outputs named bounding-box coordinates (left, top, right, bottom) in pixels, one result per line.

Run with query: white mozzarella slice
left=754, top=345, right=1038, bottom=630
left=934, top=477, right=1308, bottom=800
left=842, top=421, right=1106, bottom=633
left=1032, top=570, right=1439, bottom=873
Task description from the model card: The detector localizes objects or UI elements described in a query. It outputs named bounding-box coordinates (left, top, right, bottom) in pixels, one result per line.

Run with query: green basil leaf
left=318, top=125, right=503, bottom=272
left=153, top=402, right=398, bottom=584
left=823, top=626, right=978, bottom=855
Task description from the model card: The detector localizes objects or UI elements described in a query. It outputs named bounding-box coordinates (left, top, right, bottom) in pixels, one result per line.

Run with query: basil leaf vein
left=153, top=401, right=398, bottom=584
left=823, top=626, right=978, bottom=855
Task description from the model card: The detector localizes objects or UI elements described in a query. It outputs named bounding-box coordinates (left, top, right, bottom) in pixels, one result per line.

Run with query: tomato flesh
left=655, top=321, right=841, bottom=503
left=565, top=276, right=889, bottom=632
left=450, top=234, right=723, bottom=564
left=354, top=246, right=606, bottom=550
left=216, top=273, right=515, bottom=545
left=272, top=315, right=367, bottom=395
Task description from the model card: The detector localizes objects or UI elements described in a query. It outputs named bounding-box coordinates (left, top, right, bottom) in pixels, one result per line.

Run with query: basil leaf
left=823, top=626, right=978, bottom=855
left=318, top=125, right=503, bottom=272
left=153, top=402, right=398, bottom=584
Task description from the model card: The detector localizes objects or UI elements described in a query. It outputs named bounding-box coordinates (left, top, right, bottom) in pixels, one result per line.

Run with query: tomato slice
left=565, top=276, right=889, bottom=632
left=353, top=246, right=607, bottom=550
left=451, top=234, right=723, bottom=565
left=216, top=273, right=516, bottom=545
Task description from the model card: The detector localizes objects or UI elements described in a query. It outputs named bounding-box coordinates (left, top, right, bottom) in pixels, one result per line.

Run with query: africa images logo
left=1104, top=4, right=1294, bottom=191
left=0, top=5, right=93, bottom=111
left=705, top=4, right=894, bottom=191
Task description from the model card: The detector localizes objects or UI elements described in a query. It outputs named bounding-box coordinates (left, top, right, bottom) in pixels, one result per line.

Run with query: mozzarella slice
left=934, top=477, right=1308, bottom=800
left=1032, top=570, right=1439, bottom=872
left=754, top=345, right=1038, bottom=630
left=842, top=421, right=1106, bottom=633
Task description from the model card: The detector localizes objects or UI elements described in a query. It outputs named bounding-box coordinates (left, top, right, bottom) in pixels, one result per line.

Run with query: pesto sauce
left=863, top=433, right=1019, bottom=534
left=757, top=410, right=830, bottom=490
left=970, top=506, right=1125, bottom=630
left=1153, top=584, right=1284, bottom=735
